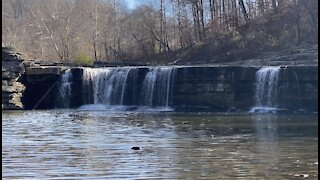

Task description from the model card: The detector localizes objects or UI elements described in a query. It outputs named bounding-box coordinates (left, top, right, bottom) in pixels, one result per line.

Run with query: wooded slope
left=2, top=0, right=318, bottom=65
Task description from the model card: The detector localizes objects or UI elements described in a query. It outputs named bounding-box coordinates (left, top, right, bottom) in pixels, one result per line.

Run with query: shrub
left=75, top=53, right=93, bottom=66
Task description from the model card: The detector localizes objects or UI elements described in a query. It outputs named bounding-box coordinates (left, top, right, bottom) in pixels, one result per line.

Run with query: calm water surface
left=2, top=110, right=318, bottom=179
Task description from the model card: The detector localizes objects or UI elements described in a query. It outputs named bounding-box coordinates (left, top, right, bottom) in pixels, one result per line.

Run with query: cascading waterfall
left=250, top=66, right=280, bottom=112
left=141, top=67, right=175, bottom=108
left=82, top=67, right=132, bottom=105
left=141, top=68, right=158, bottom=106
left=56, top=66, right=176, bottom=110
left=82, top=67, right=100, bottom=104
left=56, top=69, right=72, bottom=108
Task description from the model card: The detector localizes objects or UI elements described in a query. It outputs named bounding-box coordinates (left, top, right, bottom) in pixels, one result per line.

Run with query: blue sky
left=126, top=0, right=137, bottom=9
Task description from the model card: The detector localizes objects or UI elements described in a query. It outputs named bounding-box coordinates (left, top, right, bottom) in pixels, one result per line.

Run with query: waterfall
left=55, top=66, right=176, bottom=110
left=141, top=67, right=175, bottom=108
left=56, top=69, right=72, bottom=108
left=141, top=68, right=158, bottom=106
left=251, top=67, right=280, bottom=113
left=82, top=67, right=132, bottom=105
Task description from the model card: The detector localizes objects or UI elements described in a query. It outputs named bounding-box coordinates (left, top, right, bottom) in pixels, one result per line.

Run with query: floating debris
left=131, top=147, right=140, bottom=150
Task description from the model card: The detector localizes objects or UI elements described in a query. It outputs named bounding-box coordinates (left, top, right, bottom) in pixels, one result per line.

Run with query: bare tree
left=1, top=0, right=318, bottom=63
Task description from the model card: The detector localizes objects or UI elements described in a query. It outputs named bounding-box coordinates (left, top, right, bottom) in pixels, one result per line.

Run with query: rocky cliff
left=2, top=47, right=25, bottom=109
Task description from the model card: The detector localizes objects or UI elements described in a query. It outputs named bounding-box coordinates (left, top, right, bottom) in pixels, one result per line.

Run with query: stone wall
left=22, top=66, right=67, bottom=109
left=172, top=66, right=257, bottom=111
left=2, top=47, right=25, bottom=109
left=22, top=65, right=318, bottom=112
left=172, top=66, right=318, bottom=112
left=278, top=66, right=318, bottom=111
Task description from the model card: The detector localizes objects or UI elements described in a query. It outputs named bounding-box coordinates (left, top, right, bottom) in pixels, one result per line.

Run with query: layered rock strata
left=22, top=65, right=318, bottom=112
left=2, top=47, right=25, bottom=109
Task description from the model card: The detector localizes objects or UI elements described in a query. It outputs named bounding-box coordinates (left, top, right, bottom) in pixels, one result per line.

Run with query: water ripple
left=2, top=111, right=318, bottom=179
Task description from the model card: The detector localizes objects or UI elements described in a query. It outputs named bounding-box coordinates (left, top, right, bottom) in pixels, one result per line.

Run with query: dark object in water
left=131, top=147, right=140, bottom=150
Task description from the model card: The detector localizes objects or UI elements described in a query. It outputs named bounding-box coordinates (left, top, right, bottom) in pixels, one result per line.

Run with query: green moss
left=75, top=53, right=93, bottom=66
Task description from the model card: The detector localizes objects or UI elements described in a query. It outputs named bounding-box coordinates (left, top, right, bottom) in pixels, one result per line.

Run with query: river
left=2, top=110, right=318, bottom=179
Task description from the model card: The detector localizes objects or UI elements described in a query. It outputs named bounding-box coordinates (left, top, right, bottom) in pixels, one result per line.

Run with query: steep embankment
left=171, top=43, right=318, bottom=66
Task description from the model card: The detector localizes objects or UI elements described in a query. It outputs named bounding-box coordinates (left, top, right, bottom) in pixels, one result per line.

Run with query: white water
left=78, top=104, right=132, bottom=111
left=141, top=67, right=175, bottom=107
left=82, top=67, right=132, bottom=105
left=77, top=104, right=173, bottom=112
left=250, top=67, right=281, bottom=113
left=141, top=68, right=158, bottom=106
left=56, top=69, right=72, bottom=108
left=80, top=67, right=175, bottom=111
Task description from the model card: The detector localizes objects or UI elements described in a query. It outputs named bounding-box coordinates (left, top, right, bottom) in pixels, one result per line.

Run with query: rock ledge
left=2, top=47, right=25, bottom=109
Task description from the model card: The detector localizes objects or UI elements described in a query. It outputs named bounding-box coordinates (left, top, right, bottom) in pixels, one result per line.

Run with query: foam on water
left=78, top=104, right=174, bottom=112
left=135, top=106, right=174, bottom=112
left=249, top=107, right=280, bottom=113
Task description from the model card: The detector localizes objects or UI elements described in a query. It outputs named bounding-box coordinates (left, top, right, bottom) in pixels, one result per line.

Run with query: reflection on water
left=253, top=114, right=279, bottom=178
left=2, top=111, right=318, bottom=179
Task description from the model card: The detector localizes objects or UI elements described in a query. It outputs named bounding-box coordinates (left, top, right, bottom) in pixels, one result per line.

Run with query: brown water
left=2, top=111, right=318, bottom=179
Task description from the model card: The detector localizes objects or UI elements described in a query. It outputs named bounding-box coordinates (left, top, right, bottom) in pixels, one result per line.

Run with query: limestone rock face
left=21, top=65, right=317, bottom=111
left=2, top=47, right=26, bottom=110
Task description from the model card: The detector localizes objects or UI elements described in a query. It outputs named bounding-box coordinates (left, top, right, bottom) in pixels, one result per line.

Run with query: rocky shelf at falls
left=2, top=47, right=318, bottom=112
left=20, top=65, right=318, bottom=112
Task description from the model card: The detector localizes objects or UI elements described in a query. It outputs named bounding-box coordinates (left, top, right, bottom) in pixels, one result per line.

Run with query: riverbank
left=167, top=43, right=318, bottom=66
left=19, top=43, right=318, bottom=67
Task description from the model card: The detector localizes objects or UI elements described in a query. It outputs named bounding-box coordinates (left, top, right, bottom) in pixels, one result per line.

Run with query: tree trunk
left=293, top=0, right=301, bottom=44
left=209, top=0, right=214, bottom=20
left=231, top=0, right=238, bottom=27
left=222, top=0, right=227, bottom=30
left=271, top=0, right=277, bottom=11
left=177, top=0, right=184, bottom=48
left=239, top=0, right=249, bottom=23
left=258, top=0, right=265, bottom=15
left=192, top=4, right=199, bottom=40
left=199, top=0, right=206, bottom=40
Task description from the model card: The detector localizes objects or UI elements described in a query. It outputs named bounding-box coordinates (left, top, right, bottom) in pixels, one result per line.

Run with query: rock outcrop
left=2, top=47, right=25, bottom=109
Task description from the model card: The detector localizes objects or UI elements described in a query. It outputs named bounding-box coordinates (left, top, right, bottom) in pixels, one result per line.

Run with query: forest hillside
left=2, top=0, right=318, bottom=65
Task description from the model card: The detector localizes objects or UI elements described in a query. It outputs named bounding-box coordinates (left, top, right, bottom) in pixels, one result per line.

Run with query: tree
left=1, top=0, right=318, bottom=63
